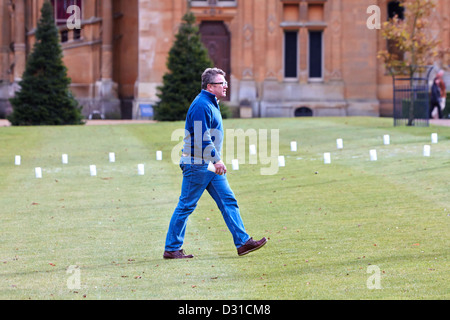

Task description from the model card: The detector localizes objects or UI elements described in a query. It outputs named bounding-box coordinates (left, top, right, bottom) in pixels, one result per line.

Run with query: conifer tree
left=154, top=12, right=213, bottom=121
left=8, top=1, right=83, bottom=126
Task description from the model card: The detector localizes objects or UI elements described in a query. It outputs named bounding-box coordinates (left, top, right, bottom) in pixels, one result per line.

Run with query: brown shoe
left=163, top=249, right=194, bottom=259
left=237, top=237, right=267, bottom=256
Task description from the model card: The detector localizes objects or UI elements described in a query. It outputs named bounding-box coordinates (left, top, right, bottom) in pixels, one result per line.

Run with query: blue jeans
left=165, top=163, right=250, bottom=251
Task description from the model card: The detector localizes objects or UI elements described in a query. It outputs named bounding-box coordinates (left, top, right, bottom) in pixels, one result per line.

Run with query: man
left=163, top=68, right=267, bottom=259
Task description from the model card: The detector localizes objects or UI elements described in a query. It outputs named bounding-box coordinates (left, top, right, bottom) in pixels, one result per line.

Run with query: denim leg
left=164, top=164, right=212, bottom=251
left=206, top=174, right=250, bottom=248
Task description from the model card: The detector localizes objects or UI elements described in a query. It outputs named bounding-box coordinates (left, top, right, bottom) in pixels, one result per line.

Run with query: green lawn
left=0, top=117, right=448, bottom=300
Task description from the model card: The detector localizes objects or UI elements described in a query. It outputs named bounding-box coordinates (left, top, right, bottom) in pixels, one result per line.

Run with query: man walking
left=163, top=68, right=267, bottom=259
left=430, top=76, right=442, bottom=119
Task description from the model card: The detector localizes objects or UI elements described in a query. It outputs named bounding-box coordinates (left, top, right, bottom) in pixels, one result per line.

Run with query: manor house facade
left=0, top=0, right=449, bottom=119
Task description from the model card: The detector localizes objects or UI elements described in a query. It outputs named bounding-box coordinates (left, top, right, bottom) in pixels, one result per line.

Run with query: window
left=51, top=0, right=82, bottom=26
left=60, top=30, right=68, bottom=42
left=73, top=28, right=81, bottom=40
left=388, top=1, right=404, bottom=20
left=190, top=0, right=237, bottom=7
left=308, top=30, right=322, bottom=79
left=284, top=31, right=298, bottom=78
left=387, top=1, right=404, bottom=61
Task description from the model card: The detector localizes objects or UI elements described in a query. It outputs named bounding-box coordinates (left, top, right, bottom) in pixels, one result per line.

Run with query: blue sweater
left=182, top=90, right=223, bottom=164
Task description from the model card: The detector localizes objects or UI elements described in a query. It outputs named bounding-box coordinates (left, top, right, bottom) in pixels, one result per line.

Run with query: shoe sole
left=238, top=238, right=267, bottom=256
left=163, top=255, right=194, bottom=260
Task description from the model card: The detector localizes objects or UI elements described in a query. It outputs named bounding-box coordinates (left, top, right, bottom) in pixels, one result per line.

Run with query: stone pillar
left=95, top=0, right=121, bottom=119
left=238, top=0, right=258, bottom=118
left=329, top=0, right=343, bottom=81
left=0, top=0, right=12, bottom=117
left=133, top=0, right=170, bottom=119
left=0, top=0, right=8, bottom=81
left=0, top=0, right=10, bottom=82
left=101, top=0, right=113, bottom=80
left=13, top=0, right=26, bottom=82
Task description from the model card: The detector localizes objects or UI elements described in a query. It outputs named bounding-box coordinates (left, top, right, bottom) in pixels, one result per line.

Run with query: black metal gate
left=392, top=67, right=434, bottom=126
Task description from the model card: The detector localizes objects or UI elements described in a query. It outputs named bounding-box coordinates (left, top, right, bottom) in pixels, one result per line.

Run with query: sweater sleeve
left=202, top=108, right=221, bottom=163
left=191, top=104, right=220, bottom=163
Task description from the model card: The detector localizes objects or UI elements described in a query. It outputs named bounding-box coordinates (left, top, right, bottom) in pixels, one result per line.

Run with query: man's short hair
left=202, top=68, right=226, bottom=90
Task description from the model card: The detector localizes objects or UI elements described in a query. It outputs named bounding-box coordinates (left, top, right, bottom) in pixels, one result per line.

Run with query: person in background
left=436, top=70, right=446, bottom=115
left=430, top=76, right=442, bottom=119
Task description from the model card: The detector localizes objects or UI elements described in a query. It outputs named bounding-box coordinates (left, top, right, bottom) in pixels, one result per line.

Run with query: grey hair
left=201, top=68, right=226, bottom=90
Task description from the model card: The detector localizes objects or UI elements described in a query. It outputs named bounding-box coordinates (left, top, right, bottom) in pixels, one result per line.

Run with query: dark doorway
left=199, top=21, right=231, bottom=101
left=295, top=107, right=313, bottom=117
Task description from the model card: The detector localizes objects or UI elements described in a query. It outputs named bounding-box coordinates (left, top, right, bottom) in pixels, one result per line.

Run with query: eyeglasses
left=209, top=81, right=228, bottom=87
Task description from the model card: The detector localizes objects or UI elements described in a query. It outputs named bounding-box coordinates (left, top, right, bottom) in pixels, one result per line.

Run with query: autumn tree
left=378, top=0, right=440, bottom=125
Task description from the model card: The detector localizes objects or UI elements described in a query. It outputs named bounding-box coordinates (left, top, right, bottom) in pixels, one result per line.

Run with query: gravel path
left=1, top=118, right=449, bottom=127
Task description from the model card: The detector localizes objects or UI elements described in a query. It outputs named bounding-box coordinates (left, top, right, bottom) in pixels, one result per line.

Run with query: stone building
left=0, top=0, right=449, bottom=119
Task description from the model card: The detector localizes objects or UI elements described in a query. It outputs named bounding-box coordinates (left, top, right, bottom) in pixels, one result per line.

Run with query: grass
left=0, top=117, right=449, bottom=300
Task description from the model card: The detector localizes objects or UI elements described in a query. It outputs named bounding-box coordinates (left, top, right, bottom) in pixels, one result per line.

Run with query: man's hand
left=214, top=160, right=227, bottom=175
